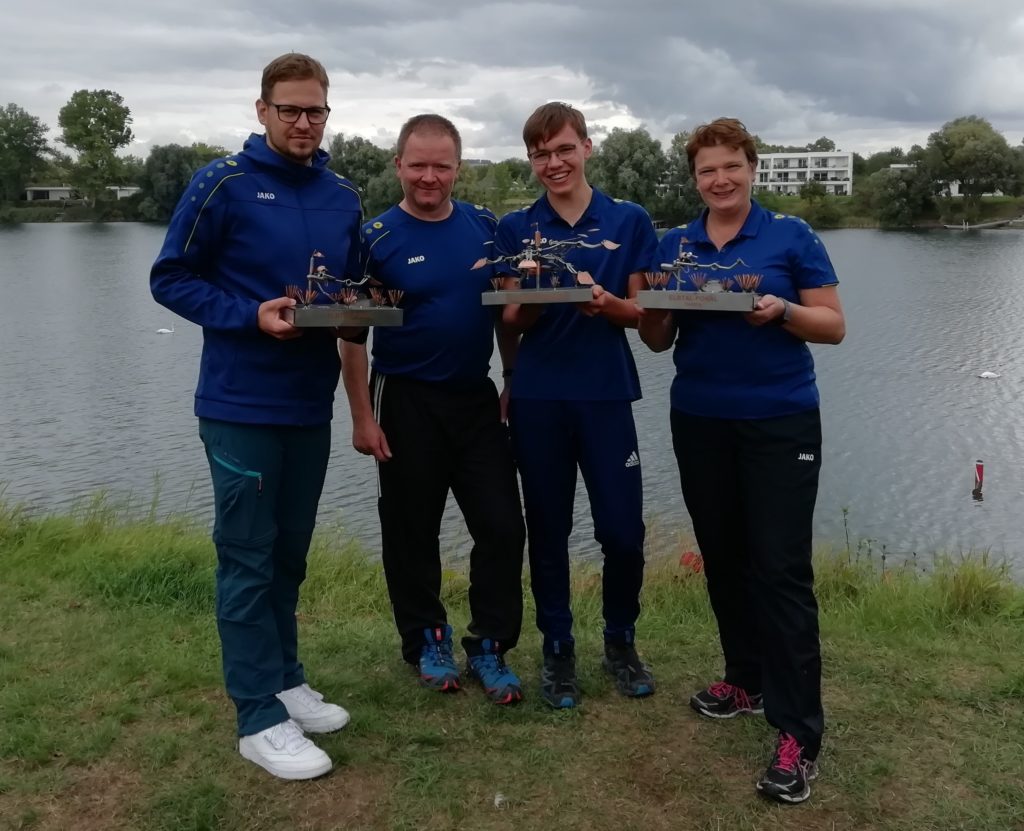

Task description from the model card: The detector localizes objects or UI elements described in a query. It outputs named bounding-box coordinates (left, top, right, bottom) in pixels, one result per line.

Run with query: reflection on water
left=2, top=223, right=1024, bottom=571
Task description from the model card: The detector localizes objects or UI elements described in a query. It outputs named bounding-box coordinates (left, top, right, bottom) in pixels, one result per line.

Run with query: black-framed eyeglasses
left=528, top=142, right=580, bottom=166
left=267, top=102, right=331, bottom=125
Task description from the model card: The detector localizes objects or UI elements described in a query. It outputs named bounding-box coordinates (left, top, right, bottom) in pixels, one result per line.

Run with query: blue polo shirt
left=658, top=200, right=839, bottom=419
left=363, top=200, right=498, bottom=385
left=494, top=189, right=657, bottom=401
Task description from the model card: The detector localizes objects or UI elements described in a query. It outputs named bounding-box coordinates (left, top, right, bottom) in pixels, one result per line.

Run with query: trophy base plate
left=285, top=303, right=403, bottom=327
left=481, top=287, right=594, bottom=305
left=636, top=290, right=757, bottom=312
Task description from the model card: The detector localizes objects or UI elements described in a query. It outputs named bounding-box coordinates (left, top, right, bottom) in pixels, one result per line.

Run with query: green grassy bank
left=1, top=501, right=1022, bottom=831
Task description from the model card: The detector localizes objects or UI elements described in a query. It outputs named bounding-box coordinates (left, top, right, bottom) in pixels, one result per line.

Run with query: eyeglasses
left=528, top=143, right=580, bottom=166
left=267, top=102, right=331, bottom=125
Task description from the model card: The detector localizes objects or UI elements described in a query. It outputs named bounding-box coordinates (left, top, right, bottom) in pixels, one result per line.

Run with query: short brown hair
left=522, top=102, right=587, bottom=150
left=685, top=118, right=758, bottom=175
left=260, top=53, right=329, bottom=102
left=396, top=114, right=462, bottom=160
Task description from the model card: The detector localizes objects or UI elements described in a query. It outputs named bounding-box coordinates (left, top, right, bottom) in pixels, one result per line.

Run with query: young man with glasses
left=494, top=102, right=659, bottom=709
left=151, top=53, right=361, bottom=780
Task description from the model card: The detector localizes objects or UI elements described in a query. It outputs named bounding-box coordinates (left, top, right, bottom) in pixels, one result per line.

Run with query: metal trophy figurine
left=636, top=240, right=763, bottom=312
left=284, top=251, right=404, bottom=327
left=474, top=223, right=621, bottom=305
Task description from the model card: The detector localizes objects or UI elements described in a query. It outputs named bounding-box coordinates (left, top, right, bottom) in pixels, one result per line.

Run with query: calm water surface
left=2, top=223, right=1023, bottom=570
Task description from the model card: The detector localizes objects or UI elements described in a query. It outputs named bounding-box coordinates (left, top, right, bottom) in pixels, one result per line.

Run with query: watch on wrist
left=780, top=298, right=792, bottom=323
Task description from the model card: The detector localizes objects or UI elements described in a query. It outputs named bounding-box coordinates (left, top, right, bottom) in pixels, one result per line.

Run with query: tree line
left=3, top=89, right=1023, bottom=227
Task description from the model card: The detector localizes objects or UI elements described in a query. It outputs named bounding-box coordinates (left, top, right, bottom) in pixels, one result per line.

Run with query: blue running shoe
left=466, top=640, right=523, bottom=705
left=418, top=625, right=460, bottom=692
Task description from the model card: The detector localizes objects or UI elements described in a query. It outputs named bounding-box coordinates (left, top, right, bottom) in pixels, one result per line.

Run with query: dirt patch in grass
left=1, top=761, right=144, bottom=831
left=271, top=763, right=394, bottom=831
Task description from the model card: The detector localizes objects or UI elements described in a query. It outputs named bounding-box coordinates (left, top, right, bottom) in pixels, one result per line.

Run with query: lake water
left=2, top=222, right=1023, bottom=571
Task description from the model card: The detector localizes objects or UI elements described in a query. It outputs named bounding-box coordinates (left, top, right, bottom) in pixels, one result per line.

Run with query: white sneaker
left=238, top=719, right=332, bottom=780
left=276, top=683, right=351, bottom=733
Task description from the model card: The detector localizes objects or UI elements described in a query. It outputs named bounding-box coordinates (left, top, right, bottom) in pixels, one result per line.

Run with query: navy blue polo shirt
left=657, top=200, right=839, bottom=419
left=494, top=189, right=657, bottom=401
left=362, top=200, right=498, bottom=384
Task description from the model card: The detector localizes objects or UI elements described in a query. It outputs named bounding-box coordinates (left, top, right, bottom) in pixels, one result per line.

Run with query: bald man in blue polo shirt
left=495, top=102, right=658, bottom=709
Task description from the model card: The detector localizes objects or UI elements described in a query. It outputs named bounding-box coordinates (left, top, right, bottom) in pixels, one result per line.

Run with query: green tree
left=191, top=142, right=230, bottom=164
left=587, top=127, right=666, bottom=210
left=327, top=134, right=392, bottom=194
left=0, top=103, right=51, bottom=202
left=34, top=148, right=74, bottom=186
left=138, top=144, right=203, bottom=221
left=136, top=143, right=232, bottom=221
left=657, top=130, right=702, bottom=224
left=58, top=89, right=134, bottom=205
left=799, top=180, right=827, bottom=205
left=494, top=157, right=532, bottom=185
left=753, top=135, right=785, bottom=154
left=1005, top=140, right=1024, bottom=197
left=363, top=167, right=403, bottom=217
left=120, top=154, right=145, bottom=186
left=454, top=163, right=514, bottom=211
left=806, top=136, right=837, bottom=152
left=921, top=116, right=1017, bottom=218
left=868, top=166, right=933, bottom=228
left=862, top=146, right=907, bottom=176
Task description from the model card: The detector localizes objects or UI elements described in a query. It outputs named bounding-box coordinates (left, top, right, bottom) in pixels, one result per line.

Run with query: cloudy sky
left=3, top=0, right=1023, bottom=162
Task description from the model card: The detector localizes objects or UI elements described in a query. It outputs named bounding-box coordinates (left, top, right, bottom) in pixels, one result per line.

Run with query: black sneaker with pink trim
left=756, top=732, right=819, bottom=804
left=689, top=681, right=764, bottom=719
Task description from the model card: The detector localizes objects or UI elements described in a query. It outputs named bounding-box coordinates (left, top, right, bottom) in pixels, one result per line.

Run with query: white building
left=23, top=185, right=142, bottom=201
left=754, top=151, right=854, bottom=196
left=24, top=186, right=75, bottom=201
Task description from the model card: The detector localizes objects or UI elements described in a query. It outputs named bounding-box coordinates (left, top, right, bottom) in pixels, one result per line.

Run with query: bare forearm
left=598, top=294, right=641, bottom=328
left=638, top=311, right=676, bottom=352
left=783, top=302, right=845, bottom=344
left=340, top=342, right=373, bottom=422
left=495, top=320, right=519, bottom=372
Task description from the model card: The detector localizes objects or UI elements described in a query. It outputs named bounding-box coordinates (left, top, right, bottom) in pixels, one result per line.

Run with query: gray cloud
left=2, top=0, right=1021, bottom=161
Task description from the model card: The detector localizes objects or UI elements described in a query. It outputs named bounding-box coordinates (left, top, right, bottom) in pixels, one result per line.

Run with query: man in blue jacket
left=151, top=53, right=360, bottom=780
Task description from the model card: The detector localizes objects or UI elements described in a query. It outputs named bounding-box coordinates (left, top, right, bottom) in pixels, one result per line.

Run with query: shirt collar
left=536, top=187, right=608, bottom=228
left=689, top=199, right=768, bottom=243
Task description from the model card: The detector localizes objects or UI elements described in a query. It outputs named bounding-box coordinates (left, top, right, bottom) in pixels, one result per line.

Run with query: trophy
left=636, top=240, right=761, bottom=312
left=283, top=251, right=404, bottom=327
left=474, top=224, right=620, bottom=305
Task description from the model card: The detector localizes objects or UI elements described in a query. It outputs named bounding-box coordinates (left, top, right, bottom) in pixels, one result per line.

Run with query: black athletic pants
left=671, top=407, right=825, bottom=758
left=372, top=372, right=525, bottom=663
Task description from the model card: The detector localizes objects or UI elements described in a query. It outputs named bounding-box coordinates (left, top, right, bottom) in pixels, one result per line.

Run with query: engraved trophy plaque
left=283, top=251, right=404, bottom=327
left=636, top=243, right=761, bottom=312
left=475, top=224, right=620, bottom=305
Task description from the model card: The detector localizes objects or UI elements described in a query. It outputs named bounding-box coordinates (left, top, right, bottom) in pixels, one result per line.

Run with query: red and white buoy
left=972, top=459, right=984, bottom=501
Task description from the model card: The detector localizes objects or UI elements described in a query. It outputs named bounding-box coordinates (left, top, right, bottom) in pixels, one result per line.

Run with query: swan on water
left=977, top=371, right=1000, bottom=379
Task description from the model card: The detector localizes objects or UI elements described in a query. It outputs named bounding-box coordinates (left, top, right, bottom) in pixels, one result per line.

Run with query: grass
left=1, top=500, right=1022, bottom=830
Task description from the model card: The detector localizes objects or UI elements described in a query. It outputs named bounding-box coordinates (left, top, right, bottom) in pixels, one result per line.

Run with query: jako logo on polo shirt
left=798, top=452, right=815, bottom=462
left=257, top=192, right=275, bottom=200
left=407, top=255, right=426, bottom=265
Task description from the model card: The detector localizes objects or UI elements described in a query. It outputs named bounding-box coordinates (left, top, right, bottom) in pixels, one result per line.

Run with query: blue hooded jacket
left=151, top=133, right=362, bottom=425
